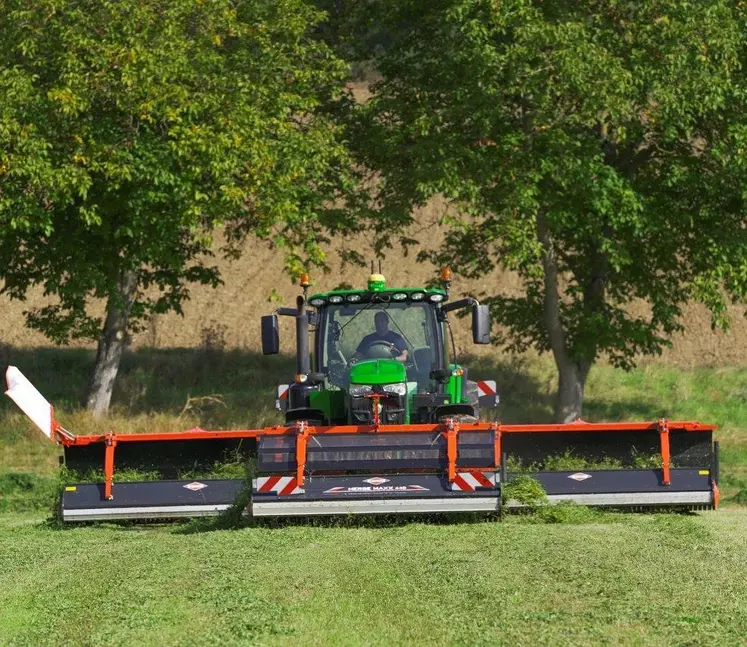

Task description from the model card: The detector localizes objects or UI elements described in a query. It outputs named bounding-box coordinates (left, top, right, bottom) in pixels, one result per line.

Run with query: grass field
left=1, top=510, right=746, bottom=646
left=1, top=349, right=746, bottom=645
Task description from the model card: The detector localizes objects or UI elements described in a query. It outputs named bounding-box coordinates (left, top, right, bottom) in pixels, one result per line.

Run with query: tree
left=0, top=0, right=351, bottom=416
left=345, top=0, right=747, bottom=421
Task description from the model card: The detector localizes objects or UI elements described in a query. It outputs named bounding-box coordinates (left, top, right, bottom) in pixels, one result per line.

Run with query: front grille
left=350, top=394, right=405, bottom=424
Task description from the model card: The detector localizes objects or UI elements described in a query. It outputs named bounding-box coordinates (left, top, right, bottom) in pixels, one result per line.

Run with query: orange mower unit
left=6, top=366, right=719, bottom=522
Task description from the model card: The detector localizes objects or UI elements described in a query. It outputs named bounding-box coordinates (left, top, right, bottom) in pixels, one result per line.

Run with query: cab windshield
left=319, top=301, right=440, bottom=388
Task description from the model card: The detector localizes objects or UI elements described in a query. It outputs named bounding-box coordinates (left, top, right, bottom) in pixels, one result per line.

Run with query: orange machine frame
left=49, top=415, right=715, bottom=502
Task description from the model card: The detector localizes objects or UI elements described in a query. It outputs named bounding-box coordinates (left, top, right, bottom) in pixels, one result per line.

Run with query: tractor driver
left=353, top=311, right=408, bottom=363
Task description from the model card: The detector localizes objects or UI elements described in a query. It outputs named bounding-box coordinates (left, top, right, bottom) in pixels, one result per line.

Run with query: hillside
left=2, top=203, right=746, bottom=368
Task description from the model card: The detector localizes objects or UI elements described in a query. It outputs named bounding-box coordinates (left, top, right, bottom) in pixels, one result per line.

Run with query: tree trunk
left=536, top=210, right=604, bottom=422
left=84, top=270, right=137, bottom=418
left=556, top=359, right=590, bottom=423
left=535, top=212, right=590, bottom=422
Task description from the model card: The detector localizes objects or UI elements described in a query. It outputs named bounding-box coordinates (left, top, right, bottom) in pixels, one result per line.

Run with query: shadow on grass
left=583, top=398, right=674, bottom=424
left=4, top=347, right=559, bottom=425
left=173, top=510, right=505, bottom=535
left=454, top=353, right=554, bottom=423
left=1, top=346, right=296, bottom=418
left=460, top=353, right=664, bottom=424
left=3, top=346, right=665, bottom=424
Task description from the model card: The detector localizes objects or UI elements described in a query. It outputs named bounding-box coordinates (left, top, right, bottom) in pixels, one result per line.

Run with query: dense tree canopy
left=0, top=0, right=351, bottom=415
left=346, top=0, right=747, bottom=420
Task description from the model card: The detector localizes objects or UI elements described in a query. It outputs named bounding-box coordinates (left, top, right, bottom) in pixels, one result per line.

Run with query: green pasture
left=0, top=510, right=746, bottom=646
left=1, top=349, right=746, bottom=645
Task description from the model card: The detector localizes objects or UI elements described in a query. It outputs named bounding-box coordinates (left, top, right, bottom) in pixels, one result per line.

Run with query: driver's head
left=374, top=311, right=390, bottom=336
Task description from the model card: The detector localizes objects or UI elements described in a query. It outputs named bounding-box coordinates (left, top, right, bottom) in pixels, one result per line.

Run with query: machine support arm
left=442, top=297, right=477, bottom=314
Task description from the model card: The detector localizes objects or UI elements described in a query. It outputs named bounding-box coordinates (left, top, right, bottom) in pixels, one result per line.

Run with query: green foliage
left=543, top=451, right=620, bottom=471
left=64, top=460, right=249, bottom=485
left=0, top=472, right=58, bottom=512
left=267, top=288, right=283, bottom=304
left=505, top=450, right=663, bottom=472
left=344, top=0, right=747, bottom=412
left=502, top=474, right=547, bottom=507
left=0, top=0, right=351, bottom=342
left=504, top=498, right=610, bottom=525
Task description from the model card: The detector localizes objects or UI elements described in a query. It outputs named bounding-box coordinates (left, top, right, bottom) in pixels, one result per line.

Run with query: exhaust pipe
left=295, top=295, right=310, bottom=376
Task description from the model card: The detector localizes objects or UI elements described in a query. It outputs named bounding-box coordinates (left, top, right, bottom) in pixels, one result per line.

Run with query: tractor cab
left=261, top=270, right=496, bottom=426
left=319, top=283, right=442, bottom=389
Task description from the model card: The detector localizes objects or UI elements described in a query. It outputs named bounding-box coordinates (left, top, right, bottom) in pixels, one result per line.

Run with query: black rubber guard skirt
left=251, top=473, right=500, bottom=517
left=504, top=468, right=715, bottom=509
left=257, top=431, right=495, bottom=473
left=504, top=429, right=713, bottom=468
left=60, top=479, right=246, bottom=522
left=63, top=428, right=713, bottom=474
left=64, top=438, right=256, bottom=477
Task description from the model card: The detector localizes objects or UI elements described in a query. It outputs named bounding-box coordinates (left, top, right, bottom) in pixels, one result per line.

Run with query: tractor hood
left=349, top=359, right=406, bottom=385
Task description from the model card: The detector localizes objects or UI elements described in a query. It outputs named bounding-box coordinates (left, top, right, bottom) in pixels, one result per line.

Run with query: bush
left=0, top=472, right=58, bottom=512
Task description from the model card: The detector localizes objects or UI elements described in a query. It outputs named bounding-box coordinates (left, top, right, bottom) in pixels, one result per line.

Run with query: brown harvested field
left=1, top=200, right=746, bottom=367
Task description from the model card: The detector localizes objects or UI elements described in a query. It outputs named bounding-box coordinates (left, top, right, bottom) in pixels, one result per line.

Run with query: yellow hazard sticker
left=698, top=470, right=710, bottom=476
left=65, top=486, right=77, bottom=492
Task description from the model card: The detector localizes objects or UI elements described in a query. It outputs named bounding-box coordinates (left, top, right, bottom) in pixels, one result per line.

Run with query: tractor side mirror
left=261, top=314, right=280, bottom=355
left=472, top=304, right=491, bottom=344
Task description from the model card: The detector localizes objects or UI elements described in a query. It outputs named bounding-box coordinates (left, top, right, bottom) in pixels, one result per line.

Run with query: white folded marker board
left=4, top=366, right=53, bottom=439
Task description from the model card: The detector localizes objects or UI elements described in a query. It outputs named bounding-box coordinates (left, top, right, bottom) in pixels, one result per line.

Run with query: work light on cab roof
left=4, top=264, right=720, bottom=522
left=368, top=273, right=386, bottom=291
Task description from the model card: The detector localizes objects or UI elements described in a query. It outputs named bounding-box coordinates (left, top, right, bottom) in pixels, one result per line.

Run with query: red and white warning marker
left=476, top=380, right=497, bottom=397
left=253, top=476, right=305, bottom=496
left=450, top=471, right=498, bottom=492
left=275, top=384, right=290, bottom=410
left=475, top=380, right=499, bottom=407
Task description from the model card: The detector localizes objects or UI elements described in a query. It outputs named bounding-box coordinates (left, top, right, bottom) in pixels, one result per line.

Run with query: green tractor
left=262, top=269, right=498, bottom=427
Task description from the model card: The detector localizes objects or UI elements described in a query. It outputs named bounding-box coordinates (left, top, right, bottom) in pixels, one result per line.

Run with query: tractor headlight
left=382, top=383, right=407, bottom=396
left=428, top=293, right=444, bottom=303
left=329, top=295, right=343, bottom=304
left=410, top=292, right=425, bottom=301
left=349, top=384, right=374, bottom=397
